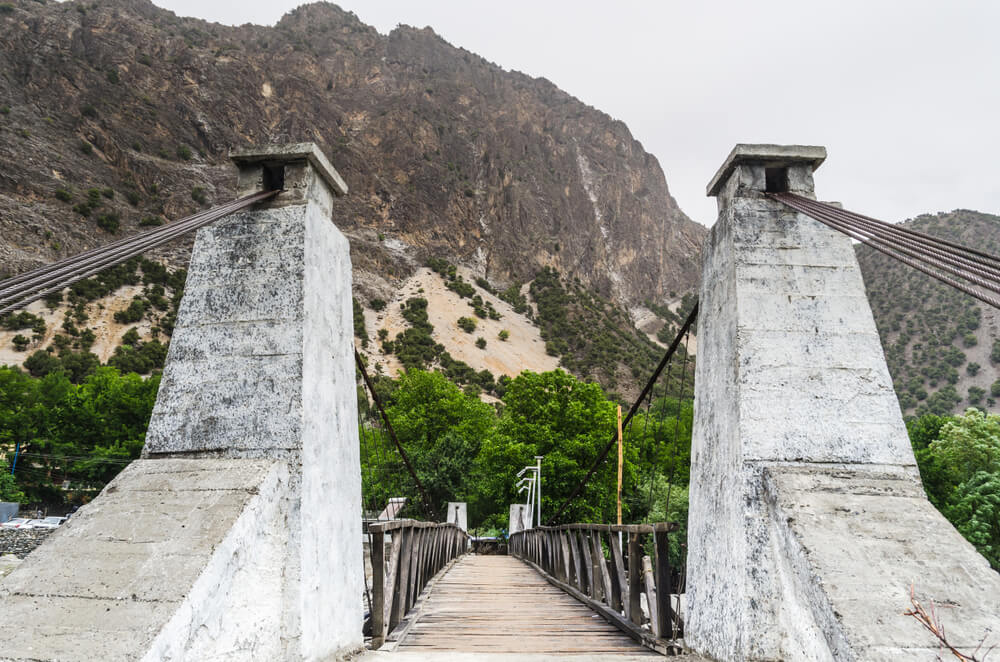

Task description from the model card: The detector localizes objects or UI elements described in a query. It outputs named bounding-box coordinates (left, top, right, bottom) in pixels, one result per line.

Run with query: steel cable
left=0, top=189, right=278, bottom=316
left=770, top=193, right=1000, bottom=310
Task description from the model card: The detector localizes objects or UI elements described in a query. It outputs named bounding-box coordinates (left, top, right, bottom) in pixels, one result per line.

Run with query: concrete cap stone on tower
left=706, top=144, right=826, bottom=197
left=230, top=142, right=348, bottom=196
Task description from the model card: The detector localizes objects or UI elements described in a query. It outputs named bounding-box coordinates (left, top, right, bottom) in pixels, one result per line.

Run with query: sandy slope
left=358, top=267, right=558, bottom=380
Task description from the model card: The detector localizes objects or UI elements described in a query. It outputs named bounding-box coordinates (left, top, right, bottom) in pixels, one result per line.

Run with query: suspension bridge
left=0, top=143, right=998, bottom=661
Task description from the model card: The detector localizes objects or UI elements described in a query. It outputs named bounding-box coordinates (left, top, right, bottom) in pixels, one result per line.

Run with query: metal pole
left=535, top=456, right=543, bottom=527
left=10, top=441, right=19, bottom=475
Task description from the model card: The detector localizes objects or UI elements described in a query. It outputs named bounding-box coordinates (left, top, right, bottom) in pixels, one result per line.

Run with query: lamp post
left=515, top=457, right=543, bottom=528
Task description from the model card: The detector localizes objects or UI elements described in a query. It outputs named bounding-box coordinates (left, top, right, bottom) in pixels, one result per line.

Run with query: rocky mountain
left=0, top=0, right=704, bottom=309
left=857, top=209, right=1000, bottom=417
left=0, top=0, right=706, bottom=400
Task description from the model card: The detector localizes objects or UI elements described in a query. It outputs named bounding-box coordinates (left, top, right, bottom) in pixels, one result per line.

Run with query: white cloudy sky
left=154, top=0, right=1000, bottom=227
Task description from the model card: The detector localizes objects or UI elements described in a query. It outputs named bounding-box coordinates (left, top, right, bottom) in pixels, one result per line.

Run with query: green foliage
left=475, top=337, right=486, bottom=350
left=121, top=328, right=140, bottom=346
left=370, top=298, right=387, bottom=312
left=139, top=215, right=164, bottom=227
left=191, top=186, right=207, bottom=204
left=106, top=69, right=119, bottom=84
left=54, top=188, right=72, bottom=202
left=371, top=370, right=497, bottom=515
left=80, top=104, right=97, bottom=119
left=530, top=267, right=666, bottom=392
left=96, top=212, right=120, bottom=233
left=352, top=297, right=368, bottom=347
left=113, top=297, right=146, bottom=324
left=498, top=329, right=510, bottom=342
left=177, top=145, right=193, bottom=161
left=498, top=283, right=528, bottom=314
left=11, top=335, right=29, bottom=351
left=0, top=469, right=24, bottom=503
left=0, top=104, right=9, bottom=113
left=79, top=140, right=93, bottom=155
left=473, top=370, right=625, bottom=526
left=457, top=316, right=477, bottom=333
left=107, top=340, right=167, bottom=374
left=0, top=366, right=160, bottom=503
left=910, top=409, right=1000, bottom=569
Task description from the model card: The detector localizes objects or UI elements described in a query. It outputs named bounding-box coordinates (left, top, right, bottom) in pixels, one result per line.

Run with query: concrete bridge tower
left=0, top=144, right=364, bottom=661
left=687, top=145, right=1000, bottom=660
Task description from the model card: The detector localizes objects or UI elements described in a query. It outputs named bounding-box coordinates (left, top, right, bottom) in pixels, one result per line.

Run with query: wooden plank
left=642, top=555, right=659, bottom=638
left=628, top=532, right=642, bottom=625
left=596, top=531, right=614, bottom=607
left=395, top=555, right=659, bottom=656
left=654, top=526, right=674, bottom=639
left=609, top=529, right=626, bottom=612
left=578, top=529, right=594, bottom=597
left=390, top=527, right=411, bottom=631
left=370, top=530, right=386, bottom=648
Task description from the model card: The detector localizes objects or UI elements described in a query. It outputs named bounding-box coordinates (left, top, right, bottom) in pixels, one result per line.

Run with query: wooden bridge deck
left=394, top=554, right=658, bottom=656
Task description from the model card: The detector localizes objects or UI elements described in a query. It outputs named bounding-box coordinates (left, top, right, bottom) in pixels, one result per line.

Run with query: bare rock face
left=0, top=0, right=705, bottom=309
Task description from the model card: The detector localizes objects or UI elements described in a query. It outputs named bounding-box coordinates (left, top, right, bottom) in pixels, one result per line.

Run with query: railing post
left=588, top=530, right=604, bottom=602
left=654, top=524, right=674, bottom=639
left=609, top=529, right=626, bottom=612
left=371, top=529, right=386, bottom=648
left=628, top=532, right=642, bottom=626
left=642, top=555, right=659, bottom=638
left=391, top=526, right=412, bottom=630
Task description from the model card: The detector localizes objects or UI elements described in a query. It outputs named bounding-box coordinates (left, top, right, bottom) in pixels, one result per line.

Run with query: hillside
left=857, top=209, right=1000, bottom=417
left=0, top=0, right=704, bottom=398
left=0, top=0, right=704, bottom=306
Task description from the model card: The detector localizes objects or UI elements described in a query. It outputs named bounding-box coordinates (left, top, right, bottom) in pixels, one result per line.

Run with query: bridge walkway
left=391, top=554, right=658, bottom=656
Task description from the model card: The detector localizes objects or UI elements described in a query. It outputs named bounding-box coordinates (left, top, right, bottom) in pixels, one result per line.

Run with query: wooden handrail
left=509, top=523, right=683, bottom=655
left=370, top=520, right=469, bottom=648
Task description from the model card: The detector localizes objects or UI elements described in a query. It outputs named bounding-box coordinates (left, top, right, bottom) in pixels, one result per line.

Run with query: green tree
left=364, top=370, right=495, bottom=517
left=474, top=370, right=628, bottom=528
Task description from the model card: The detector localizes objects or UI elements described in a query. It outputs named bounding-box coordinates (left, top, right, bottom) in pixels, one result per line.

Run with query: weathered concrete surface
left=509, top=503, right=531, bottom=534
left=139, top=144, right=363, bottom=659
left=687, top=144, right=1000, bottom=661
left=0, top=145, right=364, bottom=661
left=0, top=459, right=285, bottom=662
left=447, top=502, right=468, bottom=532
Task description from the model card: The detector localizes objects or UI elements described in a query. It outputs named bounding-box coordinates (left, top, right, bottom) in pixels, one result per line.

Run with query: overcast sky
left=154, top=0, right=1000, bottom=227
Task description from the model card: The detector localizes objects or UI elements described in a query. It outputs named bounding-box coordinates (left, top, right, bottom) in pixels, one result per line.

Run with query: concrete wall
left=447, top=502, right=468, bottom=532
left=0, top=145, right=364, bottom=661
left=687, top=145, right=1000, bottom=660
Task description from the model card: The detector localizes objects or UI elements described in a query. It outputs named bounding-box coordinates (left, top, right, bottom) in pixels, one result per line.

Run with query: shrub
left=457, top=316, right=476, bottom=333
left=124, top=190, right=141, bottom=206
left=177, top=145, right=193, bottom=161
left=101, top=187, right=114, bottom=199
left=12, top=334, right=29, bottom=351
left=72, top=202, right=92, bottom=217
left=0, top=104, right=10, bottom=114
left=191, top=186, right=207, bottom=204
left=139, top=215, right=163, bottom=227
left=54, top=188, right=72, bottom=202
left=96, top=212, right=120, bottom=233
left=475, top=337, right=486, bottom=349
left=498, top=330, right=510, bottom=341
left=114, top=298, right=146, bottom=324
left=137, top=53, right=152, bottom=66
left=80, top=104, right=98, bottom=119
left=992, top=380, right=1000, bottom=398
left=968, top=362, right=981, bottom=376
left=0, top=4, right=13, bottom=14
left=968, top=386, right=986, bottom=405
left=79, top=140, right=93, bottom=155
left=106, top=69, right=119, bottom=84
left=121, top=327, right=140, bottom=346
left=371, top=298, right=387, bottom=312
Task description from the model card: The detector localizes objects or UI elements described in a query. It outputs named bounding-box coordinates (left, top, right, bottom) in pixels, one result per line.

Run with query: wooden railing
left=509, top=523, right=682, bottom=655
left=369, top=519, right=468, bottom=648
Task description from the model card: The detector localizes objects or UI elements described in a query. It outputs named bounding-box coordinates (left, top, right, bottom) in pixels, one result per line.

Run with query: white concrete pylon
left=0, top=144, right=364, bottom=662
left=686, top=144, right=1000, bottom=661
